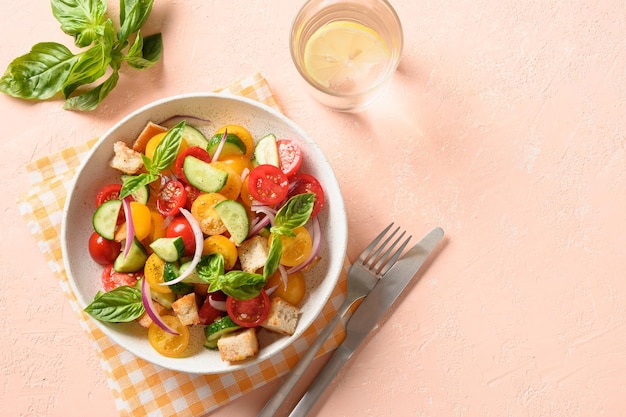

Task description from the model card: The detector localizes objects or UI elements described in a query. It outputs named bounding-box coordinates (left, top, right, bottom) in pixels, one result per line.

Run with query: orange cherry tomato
left=148, top=315, right=190, bottom=357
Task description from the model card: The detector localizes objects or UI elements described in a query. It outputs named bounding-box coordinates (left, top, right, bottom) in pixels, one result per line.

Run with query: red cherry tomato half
left=175, top=146, right=211, bottom=183
left=184, top=183, right=202, bottom=211
left=247, top=164, right=289, bottom=205
left=166, top=215, right=196, bottom=256
left=95, top=183, right=122, bottom=207
left=198, top=291, right=227, bottom=325
left=226, top=290, right=270, bottom=327
left=277, top=139, right=303, bottom=177
left=88, top=232, right=122, bottom=265
left=288, top=173, right=325, bottom=217
left=156, top=179, right=187, bottom=217
left=101, top=264, right=142, bottom=291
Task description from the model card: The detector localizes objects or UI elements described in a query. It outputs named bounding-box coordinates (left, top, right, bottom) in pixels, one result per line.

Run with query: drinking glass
left=290, top=0, right=403, bottom=112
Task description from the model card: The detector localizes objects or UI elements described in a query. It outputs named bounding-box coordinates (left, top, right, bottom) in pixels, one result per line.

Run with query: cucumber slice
left=203, top=315, right=240, bottom=350
left=183, top=156, right=228, bottom=193
left=163, top=262, right=194, bottom=295
left=207, top=133, right=247, bottom=158
left=253, top=133, right=279, bottom=167
left=179, top=260, right=205, bottom=284
left=149, top=236, right=185, bottom=262
left=214, top=200, right=249, bottom=245
left=183, top=125, right=209, bottom=149
left=121, top=175, right=150, bottom=204
left=113, top=237, right=148, bottom=273
left=150, top=288, right=176, bottom=309
left=92, top=199, right=122, bottom=240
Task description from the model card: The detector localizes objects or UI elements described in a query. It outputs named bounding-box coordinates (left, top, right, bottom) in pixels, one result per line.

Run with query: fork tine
left=377, top=233, right=412, bottom=276
left=357, top=222, right=395, bottom=263
left=362, top=225, right=401, bottom=266
left=370, top=230, right=409, bottom=274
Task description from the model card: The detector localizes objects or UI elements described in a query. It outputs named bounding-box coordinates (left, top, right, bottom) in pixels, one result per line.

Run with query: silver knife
left=287, top=227, right=444, bottom=417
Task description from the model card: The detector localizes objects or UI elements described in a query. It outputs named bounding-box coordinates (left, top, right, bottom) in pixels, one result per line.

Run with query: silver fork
left=257, top=223, right=411, bottom=417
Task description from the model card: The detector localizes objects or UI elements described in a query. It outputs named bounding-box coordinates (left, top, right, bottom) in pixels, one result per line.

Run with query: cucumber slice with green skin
left=92, top=199, right=122, bottom=240
left=207, top=133, right=247, bottom=158
left=136, top=278, right=176, bottom=309
left=182, top=125, right=209, bottom=149
left=121, top=175, right=150, bottom=204
left=149, top=236, right=185, bottom=262
left=113, top=237, right=148, bottom=273
left=203, top=315, right=240, bottom=349
left=179, top=260, right=205, bottom=284
left=253, top=133, right=279, bottom=167
left=183, top=156, right=228, bottom=193
left=214, top=200, right=249, bottom=245
left=163, top=262, right=194, bottom=295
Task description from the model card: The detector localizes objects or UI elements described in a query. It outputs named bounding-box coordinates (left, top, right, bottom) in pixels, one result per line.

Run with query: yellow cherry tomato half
left=214, top=124, right=255, bottom=159
left=144, top=253, right=171, bottom=294
left=218, top=154, right=255, bottom=177
left=148, top=210, right=167, bottom=243
left=271, top=226, right=313, bottom=267
left=203, top=234, right=238, bottom=270
left=144, top=132, right=189, bottom=162
left=129, top=201, right=152, bottom=241
left=266, top=270, right=307, bottom=306
left=191, top=192, right=227, bottom=235
left=148, top=315, right=190, bottom=357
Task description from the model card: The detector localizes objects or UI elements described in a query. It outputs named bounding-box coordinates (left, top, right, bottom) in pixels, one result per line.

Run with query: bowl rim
left=60, top=92, right=348, bottom=374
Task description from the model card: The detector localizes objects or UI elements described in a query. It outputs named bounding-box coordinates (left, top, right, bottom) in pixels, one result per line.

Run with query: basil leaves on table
left=0, top=0, right=162, bottom=111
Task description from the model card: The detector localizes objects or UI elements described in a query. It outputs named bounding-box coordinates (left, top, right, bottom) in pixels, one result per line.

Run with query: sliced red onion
left=208, top=294, right=227, bottom=311
left=247, top=213, right=271, bottom=237
left=122, top=197, right=135, bottom=258
left=265, top=284, right=279, bottom=296
left=278, top=264, right=289, bottom=289
left=141, top=276, right=179, bottom=335
left=287, top=216, right=322, bottom=274
left=160, top=208, right=203, bottom=286
left=240, top=167, right=250, bottom=182
left=212, top=129, right=228, bottom=162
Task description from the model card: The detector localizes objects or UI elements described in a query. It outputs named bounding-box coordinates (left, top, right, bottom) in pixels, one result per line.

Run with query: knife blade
left=287, top=227, right=445, bottom=417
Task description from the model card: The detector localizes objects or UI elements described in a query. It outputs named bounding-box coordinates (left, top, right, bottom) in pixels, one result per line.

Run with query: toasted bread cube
left=217, top=328, right=259, bottom=362
left=109, top=141, right=144, bottom=174
left=171, top=293, right=200, bottom=326
left=261, top=297, right=300, bottom=336
left=133, top=121, right=167, bottom=153
left=237, top=235, right=269, bottom=273
left=137, top=302, right=167, bottom=328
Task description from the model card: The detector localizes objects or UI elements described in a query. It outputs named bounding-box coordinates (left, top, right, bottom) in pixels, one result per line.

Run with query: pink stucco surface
left=1, top=1, right=625, bottom=416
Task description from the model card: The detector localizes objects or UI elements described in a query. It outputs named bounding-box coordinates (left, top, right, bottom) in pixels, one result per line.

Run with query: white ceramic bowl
left=61, top=93, right=347, bottom=374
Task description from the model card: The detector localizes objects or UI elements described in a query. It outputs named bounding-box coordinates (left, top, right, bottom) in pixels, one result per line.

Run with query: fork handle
left=287, top=343, right=353, bottom=417
left=257, top=301, right=349, bottom=417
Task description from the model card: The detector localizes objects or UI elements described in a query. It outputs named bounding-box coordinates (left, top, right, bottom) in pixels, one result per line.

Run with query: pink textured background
left=2, top=0, right=625, bottom=416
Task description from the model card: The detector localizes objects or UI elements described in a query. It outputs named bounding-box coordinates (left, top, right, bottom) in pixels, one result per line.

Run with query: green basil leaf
left=120, top=172, right=158, bottom=199
left=125, top=31, right=162, bottom=70
left=64, top=69, right=119, bottom=111
left=218, top=271, right=266, bottom=300
left=151, top=121, right=186, bottom=172
left=118, top=0, right=155, bottom=43
left=0, top=42, right=77, bottom=100
left=196, top=254, right=226, bottom=290
left=272, top=193, right=315, bottom=236
left=264, top=235, right=282, bottom=279
left=51, top=0, right=107, bottom=47
left=84, top=285, right=144, bottom=322
left=62, top=42, right=111, bottom=97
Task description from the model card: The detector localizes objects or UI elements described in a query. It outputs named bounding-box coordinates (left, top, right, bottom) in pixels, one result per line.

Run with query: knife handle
left=257, top=310, right=344, bottom=417
left=287, top=343, right=354, bottom=417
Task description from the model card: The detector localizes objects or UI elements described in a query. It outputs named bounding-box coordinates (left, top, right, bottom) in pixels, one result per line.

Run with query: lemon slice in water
left=303, top=20, right=391, bottom=94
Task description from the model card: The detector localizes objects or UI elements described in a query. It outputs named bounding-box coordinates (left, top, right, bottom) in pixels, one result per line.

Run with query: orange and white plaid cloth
left=17, top=73, right=348, bottom=417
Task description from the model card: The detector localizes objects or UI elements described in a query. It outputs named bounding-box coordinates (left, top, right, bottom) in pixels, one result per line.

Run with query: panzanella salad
left=84, top=119, right=325, bottom=362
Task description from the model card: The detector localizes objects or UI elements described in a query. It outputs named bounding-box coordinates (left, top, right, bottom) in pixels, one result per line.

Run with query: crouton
left=237, top=235, right=269, bottom=273
left=137, top=302, right=167, bottom=328
left=171, top=293, right=200, bottom=326
left=261, top=297, right=300, bottom=336
left=217, top=328, right=259, bottom=362
left=133, top=121, right=167, bottom=153
left=109, top=141, right=144, bottom=174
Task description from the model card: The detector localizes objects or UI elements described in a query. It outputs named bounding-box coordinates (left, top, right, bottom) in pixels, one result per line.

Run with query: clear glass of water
left=290, top=0, right=403, bottom=112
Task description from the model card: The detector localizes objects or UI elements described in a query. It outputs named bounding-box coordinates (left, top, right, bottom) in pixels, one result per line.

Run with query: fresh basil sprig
left=0, top=0, right=162, bottom=111
left=194, top=253, right=266, bottom=300
left=263, top=193, right=315, bottom=278
left=120, top=120, right=185, bottom=198
left=84, top=285, right=144, bottom=322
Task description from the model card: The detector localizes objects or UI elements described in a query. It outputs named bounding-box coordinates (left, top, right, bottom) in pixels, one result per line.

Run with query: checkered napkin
left=17, top=73, right=348, bottom=417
